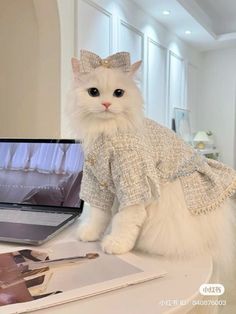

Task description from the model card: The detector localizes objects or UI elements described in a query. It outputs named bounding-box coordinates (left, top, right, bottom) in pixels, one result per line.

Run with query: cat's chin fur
left=76, top=111, right=144, bottom=151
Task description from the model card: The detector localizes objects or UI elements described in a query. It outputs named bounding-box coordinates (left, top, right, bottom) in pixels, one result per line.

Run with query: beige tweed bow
left=79, top=50, right=131, bottom=73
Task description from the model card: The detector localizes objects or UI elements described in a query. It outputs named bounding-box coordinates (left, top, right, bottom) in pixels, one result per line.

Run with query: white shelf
left=195, top=148, right=220, bottom=160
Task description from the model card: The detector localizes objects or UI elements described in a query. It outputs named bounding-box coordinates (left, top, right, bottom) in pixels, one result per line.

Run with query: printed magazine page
left=0, top=241, right=167, bottom=314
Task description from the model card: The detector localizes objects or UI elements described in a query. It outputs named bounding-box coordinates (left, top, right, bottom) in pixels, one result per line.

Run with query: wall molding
left=185, top=61, right=199, bottom=109
left=146, top=36, right=167, bottom=121
left=118, top=19, right=144, bottom=60
left=118, top=19, right=144, bottom=93
left=169, top=50, right=184, bottom=62
left=75, top=0, right=113, bottom=55
left=167, top=50, right=185, bottom=125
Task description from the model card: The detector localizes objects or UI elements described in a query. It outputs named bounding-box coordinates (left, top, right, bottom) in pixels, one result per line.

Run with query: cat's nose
left=102, top=102, right=111, bottom=109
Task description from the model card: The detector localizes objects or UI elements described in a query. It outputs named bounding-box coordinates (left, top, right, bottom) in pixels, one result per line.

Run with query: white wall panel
left=118, top=20, right=144, bottom=92
left=186, top=63, right=198, bottom=133
left=146, top=38, right=167, bottom=126
left=168, top=52, right=185, bottom=124
left=118, top=20, right=143, bottom=63
left=75, top=0, right=112, bottom=57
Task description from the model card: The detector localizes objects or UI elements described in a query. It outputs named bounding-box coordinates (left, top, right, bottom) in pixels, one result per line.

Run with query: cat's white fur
left=67, top=64, right=144, bottom=151
left=68, top=61, right=236, bottom=271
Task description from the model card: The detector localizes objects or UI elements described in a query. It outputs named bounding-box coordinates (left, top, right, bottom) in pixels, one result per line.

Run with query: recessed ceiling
left=131, top=0, right=236, bottom=51
left=194, top=0, right=236, bottom=36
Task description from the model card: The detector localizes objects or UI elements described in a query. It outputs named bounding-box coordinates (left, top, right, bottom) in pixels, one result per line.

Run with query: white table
left=0, top=206, right=214, bottom=314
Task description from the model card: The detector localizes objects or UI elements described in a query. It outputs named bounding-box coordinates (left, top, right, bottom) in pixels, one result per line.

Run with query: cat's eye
left=87, top=87, right=100, bottom=97
left=113, top=89, right=125, bottom=98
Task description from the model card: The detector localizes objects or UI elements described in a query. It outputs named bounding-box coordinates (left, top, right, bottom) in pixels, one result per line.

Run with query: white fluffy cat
left=68, top=51, right=236, bottom=272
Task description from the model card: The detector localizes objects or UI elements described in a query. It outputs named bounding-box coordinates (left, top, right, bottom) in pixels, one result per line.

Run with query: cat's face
left=68, top=62, right=144, bottom=143
left=75, top=67, right=143, bottom=122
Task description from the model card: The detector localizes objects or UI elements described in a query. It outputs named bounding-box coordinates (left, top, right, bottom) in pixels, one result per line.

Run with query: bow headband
left=76, top=50, right=131, bottom=73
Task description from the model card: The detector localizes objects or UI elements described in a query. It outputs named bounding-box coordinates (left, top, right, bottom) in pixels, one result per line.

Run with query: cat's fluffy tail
left=136, top=179, right=236, bottom=275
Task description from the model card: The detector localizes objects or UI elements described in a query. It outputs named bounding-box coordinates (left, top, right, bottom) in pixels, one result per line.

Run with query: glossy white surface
left=0, top=204, right=213, bottom=314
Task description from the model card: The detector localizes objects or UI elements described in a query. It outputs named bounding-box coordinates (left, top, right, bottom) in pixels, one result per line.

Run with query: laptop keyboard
left=0, top=208, right=73, bottom=226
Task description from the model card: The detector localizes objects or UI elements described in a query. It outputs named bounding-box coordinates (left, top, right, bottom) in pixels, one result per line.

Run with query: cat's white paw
left=77, top=223, right=101, bottom=242
left=101, top=234, right=135, bottom=254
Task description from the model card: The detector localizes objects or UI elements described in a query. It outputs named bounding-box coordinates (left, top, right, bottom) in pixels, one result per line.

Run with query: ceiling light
left=162, top=10, right=171, bottom=15
left=185, top=30, right=192, bottom=35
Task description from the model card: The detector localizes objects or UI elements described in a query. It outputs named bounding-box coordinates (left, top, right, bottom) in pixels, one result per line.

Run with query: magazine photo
left=0, top=241, right=166, bottom=314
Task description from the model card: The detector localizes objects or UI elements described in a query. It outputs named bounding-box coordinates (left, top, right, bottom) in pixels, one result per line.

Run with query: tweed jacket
left=80, top=118, right=236, bottom=215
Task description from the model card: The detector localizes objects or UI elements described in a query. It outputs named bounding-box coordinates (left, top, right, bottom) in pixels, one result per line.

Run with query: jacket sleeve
left=110, top=148, right=160, bottom=209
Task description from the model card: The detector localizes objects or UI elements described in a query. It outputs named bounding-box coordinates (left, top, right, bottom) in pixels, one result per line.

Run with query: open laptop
left=0, top=139, right=84, bottom=245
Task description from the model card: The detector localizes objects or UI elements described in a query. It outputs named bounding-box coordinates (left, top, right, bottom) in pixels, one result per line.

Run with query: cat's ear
left=129, top=60, right=142, bottom=76
left=71, top=57, right=80, bottom=81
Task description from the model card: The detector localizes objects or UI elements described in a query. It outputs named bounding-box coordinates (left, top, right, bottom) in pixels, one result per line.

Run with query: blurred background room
left=0, top=0, right=236, bottom=169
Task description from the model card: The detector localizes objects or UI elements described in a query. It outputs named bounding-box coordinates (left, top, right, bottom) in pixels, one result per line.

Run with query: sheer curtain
left=0, top=143, right=84, bottom=174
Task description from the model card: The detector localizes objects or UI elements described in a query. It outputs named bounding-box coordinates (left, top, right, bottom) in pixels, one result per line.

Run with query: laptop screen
left=0, top=140, right=84, bottom=209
